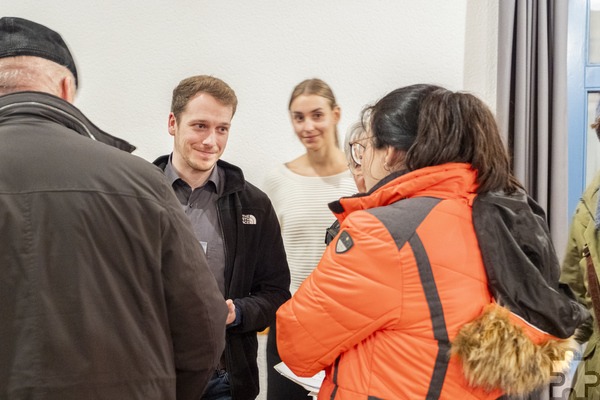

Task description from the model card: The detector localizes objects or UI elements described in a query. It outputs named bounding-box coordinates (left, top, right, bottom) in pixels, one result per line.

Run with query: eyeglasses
left=349, top=136, right=372, bottom=166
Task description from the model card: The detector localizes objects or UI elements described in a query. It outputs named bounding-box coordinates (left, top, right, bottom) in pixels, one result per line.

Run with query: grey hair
left=0, top=56, right=75, bottom=98
left=344, top=121, right=366, bottom=168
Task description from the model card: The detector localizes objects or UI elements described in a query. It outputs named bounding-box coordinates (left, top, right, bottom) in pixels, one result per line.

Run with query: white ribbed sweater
left=263, top=164, right=357, bottom=293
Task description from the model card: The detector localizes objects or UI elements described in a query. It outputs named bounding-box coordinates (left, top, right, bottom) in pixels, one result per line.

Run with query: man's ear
left=60, top=75, right=76, bottom=103
left=168, top=113, right=177, bottom=137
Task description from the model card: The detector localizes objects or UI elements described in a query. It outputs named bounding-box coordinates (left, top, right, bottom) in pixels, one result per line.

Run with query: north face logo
left=242, top=214, right=256, bottom=225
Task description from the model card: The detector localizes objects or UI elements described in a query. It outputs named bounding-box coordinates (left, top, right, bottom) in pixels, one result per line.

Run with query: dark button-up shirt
left=165, top=157, right=226, bottom=295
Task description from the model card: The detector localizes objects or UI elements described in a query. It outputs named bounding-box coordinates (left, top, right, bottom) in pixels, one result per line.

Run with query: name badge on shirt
left=199, top=241, right=208, bottom=254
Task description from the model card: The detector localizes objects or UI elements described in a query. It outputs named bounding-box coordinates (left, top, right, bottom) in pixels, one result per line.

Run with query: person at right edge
left=560, top=110, right=600, bottom=400
left=277, top=84, right=589, bottom=399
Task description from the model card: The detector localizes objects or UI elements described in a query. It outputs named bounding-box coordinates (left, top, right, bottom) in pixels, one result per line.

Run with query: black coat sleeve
left=160, top=187, right=228, bottom=399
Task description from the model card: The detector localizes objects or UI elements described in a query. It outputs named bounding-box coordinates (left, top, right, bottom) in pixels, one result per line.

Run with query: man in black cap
left=0, top=17, right=228, bottom=400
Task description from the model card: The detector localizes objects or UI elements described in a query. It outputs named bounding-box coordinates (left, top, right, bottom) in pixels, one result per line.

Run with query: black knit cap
left=0, top=17, right=78, bottom=87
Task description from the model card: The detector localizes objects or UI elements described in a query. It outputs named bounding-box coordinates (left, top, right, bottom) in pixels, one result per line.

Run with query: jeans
left=202, top=369, right=232, bottom=400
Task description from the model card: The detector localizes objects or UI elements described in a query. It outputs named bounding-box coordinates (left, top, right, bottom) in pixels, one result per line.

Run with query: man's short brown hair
left=171, top=75, right=237, bottom=121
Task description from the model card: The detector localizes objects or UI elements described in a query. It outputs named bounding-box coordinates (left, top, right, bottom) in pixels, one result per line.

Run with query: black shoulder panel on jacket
left=367, top=197, right=441, bottom=250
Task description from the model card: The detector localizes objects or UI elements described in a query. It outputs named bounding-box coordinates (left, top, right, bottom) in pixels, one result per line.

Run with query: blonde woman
left=263, top=78, right=357, bottom=399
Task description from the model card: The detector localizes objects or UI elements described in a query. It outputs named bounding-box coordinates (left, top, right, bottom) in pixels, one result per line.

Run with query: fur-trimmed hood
left=451, top=303, right=575, bottom=396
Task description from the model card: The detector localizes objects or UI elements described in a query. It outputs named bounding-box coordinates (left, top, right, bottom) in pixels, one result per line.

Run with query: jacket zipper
left=216, top=198, right=236, bottom=399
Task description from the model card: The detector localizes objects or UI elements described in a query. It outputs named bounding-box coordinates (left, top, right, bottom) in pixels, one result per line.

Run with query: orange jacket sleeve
left=276, top=210, right=404, bottom=377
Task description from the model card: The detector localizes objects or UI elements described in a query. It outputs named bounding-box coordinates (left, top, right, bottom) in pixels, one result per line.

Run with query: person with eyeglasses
left=345, top=121, right=368, bottom=193
left=262, top=78, right=357, bottom=400
left=276, top=84, right=587, bottom=399
left=324, top=122, right=369, bottom=245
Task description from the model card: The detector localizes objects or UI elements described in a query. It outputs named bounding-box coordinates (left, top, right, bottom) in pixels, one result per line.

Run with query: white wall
left=5, top=1, right=498, bottom=189
left=464, top=0, right=499, bottom=113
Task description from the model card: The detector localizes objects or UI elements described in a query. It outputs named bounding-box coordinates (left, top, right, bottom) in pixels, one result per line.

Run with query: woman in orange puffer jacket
left=276, top=84, right=587, bottom=399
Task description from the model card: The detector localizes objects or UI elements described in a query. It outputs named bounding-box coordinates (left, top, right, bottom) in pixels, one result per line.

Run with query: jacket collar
left=329, top=163, right=478, bottom=222
left=153, top=154, right=246, bottom=196
left=0, top=91, right=135, bottom=152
